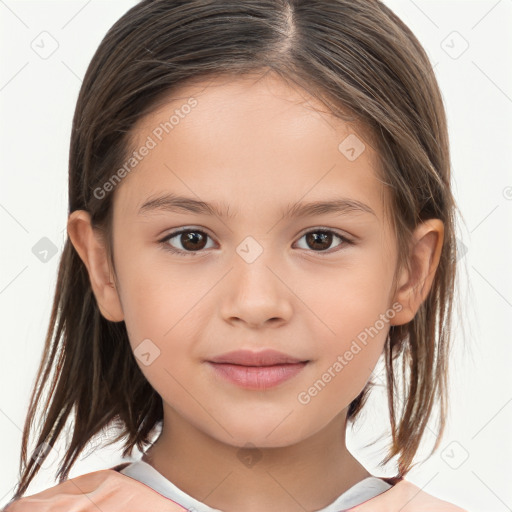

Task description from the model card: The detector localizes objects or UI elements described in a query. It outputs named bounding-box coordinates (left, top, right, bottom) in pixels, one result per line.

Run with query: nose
left=219, top=255, right=293, bottom=329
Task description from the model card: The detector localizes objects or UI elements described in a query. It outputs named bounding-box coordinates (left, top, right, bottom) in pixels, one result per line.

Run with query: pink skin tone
left=68, top=72, right=444, bottom=512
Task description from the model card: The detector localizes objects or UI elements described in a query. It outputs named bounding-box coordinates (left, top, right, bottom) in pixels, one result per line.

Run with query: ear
left=390, top=219, right=444, bottom=326
left=67, top=210, right=124, bottom=322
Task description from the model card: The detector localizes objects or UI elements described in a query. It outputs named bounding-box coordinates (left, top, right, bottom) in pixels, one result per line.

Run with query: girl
left=5, top=1, right=467, bottom=510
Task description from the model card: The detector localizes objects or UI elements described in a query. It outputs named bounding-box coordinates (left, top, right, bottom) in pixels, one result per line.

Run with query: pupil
left=182, top=232, right=206, bottom=251
left=307, top=232, right=331, bottom=250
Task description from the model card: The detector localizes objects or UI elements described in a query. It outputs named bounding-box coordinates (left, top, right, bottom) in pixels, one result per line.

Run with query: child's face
left=110, top=73, right=401, bottom=447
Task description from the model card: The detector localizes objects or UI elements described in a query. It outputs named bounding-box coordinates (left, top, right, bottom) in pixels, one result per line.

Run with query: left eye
left=159, top=228, right=352, bottom=256
left=294, top=230, right=351, bottom=252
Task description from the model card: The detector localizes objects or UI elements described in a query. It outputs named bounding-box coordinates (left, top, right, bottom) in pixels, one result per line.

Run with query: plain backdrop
left=1, top=1, right=511, bottom=511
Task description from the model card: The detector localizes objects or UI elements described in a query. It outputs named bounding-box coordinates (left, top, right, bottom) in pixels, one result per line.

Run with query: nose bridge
left=220, top=235, right=293, bottom=326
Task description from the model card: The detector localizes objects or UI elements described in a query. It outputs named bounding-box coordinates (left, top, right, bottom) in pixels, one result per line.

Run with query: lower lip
left=207, top=362, right=308, bottom=389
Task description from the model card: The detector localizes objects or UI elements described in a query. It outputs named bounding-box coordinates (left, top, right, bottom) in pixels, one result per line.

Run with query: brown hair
left=11, top=0, right=460, bottom=501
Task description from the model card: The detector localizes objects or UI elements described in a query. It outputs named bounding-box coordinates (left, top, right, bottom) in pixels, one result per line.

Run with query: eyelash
left=158, top=227, right=354, bottom=257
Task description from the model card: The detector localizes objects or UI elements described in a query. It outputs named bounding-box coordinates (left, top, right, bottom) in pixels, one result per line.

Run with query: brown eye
left=160, top=227, right=352, bottom=257
left=161, top=229, right=213, bottom=255
left=305, top=231, right=332, bottom=250
left=295, top=229, right=350, bottom=253
left=180, top=231, right=208, bottom=251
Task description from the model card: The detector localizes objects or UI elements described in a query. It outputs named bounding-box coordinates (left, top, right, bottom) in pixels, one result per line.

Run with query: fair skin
left=5, top=468, right=466, bottom=512
left=65, top=73, right=442, bottom=512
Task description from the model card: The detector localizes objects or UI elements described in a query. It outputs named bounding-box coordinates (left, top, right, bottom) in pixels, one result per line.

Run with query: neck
left=143, top=406, right=371, bottom=512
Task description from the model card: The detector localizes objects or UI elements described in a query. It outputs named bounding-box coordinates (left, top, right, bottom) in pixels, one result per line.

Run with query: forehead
left=114, top=73, right=387, bottom=221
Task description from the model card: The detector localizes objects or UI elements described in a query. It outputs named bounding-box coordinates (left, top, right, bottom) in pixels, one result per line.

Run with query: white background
left=1, top=1, right=511, bottom=511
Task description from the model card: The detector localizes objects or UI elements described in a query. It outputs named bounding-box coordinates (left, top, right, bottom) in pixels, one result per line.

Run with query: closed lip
left=207, top=349, right=309, bottom=366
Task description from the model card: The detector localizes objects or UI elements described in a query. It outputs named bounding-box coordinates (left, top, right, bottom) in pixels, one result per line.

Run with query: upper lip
left=208, top=349, right=308, bottom=366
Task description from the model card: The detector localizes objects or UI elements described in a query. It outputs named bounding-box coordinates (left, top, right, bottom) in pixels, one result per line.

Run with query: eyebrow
left=138, top=193, right=376, bottom=219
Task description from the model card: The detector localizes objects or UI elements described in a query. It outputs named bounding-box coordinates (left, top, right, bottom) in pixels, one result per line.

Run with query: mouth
left=208, top=349, right=309, bottom=366
left=206, top=350, right=310, bottom=390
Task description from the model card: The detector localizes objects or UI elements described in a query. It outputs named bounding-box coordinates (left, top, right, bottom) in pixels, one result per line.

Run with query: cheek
left=301, top=250, right=395, bottom=341
left=297, top=251, right=394, bottom=395
left=116, top=255, right=217, bottom=398
left=116, top=248, right=207, bottom=340
left=296, top=297, right=390, bottom=422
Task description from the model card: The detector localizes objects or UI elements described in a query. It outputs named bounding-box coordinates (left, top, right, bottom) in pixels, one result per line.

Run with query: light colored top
left=119, top=459, right=393, bottom=511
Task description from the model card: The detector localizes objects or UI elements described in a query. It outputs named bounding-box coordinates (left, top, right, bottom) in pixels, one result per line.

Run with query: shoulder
left=389, top=479, right=468, bottom=511
left=3, top=468, right=187, bottom=511
left=349, top=478, right=468, bottom=512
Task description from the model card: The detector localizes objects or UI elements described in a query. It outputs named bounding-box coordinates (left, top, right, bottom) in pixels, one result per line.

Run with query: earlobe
left=390, top=219, right=444, bottom=326
left=67, top=210, right=124, bottom=322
